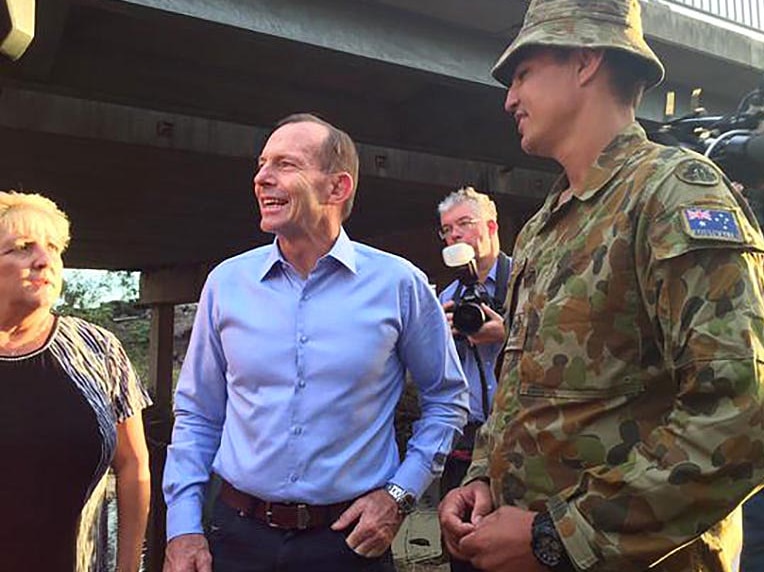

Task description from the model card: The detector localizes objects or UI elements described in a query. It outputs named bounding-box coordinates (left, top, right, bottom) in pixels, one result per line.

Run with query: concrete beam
left=114, top=0, right=764, bottom=83
left=114, top=0, right=502, bottom=86
left=643, top=0, right=764, bottom=70
left=106, top=0, right=756, bottom=127
left=0, top=87, right=556, bottom=197
left=140, top=264, right=212, bottom=304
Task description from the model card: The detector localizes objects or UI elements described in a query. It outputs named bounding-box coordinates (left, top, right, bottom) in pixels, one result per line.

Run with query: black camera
left=650, top=78, right=764, bottom=189
left=442, top=243, right=498, bottom=336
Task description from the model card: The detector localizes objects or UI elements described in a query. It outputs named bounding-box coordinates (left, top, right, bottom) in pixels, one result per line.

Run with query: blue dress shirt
left=439, top=259, right=504, bottom=423
left=163, top=229, right=469, bottom=539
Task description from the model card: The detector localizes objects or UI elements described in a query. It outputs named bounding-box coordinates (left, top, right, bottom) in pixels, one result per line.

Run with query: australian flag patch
left=681, top=207, right=743, bottom=242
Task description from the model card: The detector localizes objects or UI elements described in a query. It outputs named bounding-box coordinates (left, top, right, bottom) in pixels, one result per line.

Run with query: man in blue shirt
left=436, top=189, right=509, bottom=519
left=162, top=113, right=469, bottom=572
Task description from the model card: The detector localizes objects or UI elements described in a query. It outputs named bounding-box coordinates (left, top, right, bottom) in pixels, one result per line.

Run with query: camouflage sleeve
left=549, top=160, right=764, bottom=571
left=464, top=422, right=491, bottom=483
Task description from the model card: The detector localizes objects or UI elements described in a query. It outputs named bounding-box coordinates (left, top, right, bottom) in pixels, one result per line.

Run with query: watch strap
left=531, top=511, right=575, bottom=571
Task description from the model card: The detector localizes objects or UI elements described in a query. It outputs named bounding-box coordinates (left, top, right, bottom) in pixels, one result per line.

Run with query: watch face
left=535, top=534, right=564, bottom=567
left=385, top=483, right=416, bottom=515
left=532, top=513, right=566, bottom=569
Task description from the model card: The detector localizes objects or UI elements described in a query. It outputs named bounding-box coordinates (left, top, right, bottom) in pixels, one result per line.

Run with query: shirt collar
left=547, top=122, right=649, bottom=204
left=325, top=227, right=357, bottom=274
left=257, top=227, right=357, bottom=281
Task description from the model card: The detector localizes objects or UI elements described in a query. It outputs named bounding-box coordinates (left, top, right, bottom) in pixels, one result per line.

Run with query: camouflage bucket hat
left=492, top=0, right=665, bottom=90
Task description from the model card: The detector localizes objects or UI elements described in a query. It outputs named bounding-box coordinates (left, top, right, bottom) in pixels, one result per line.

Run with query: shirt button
left=293, top=426, right=302, bottom=435
left=290, top=474, right=299, bottom=482
left=298, top=380, right=306, bottom=388
left=299, top=335, right=308, bottom=343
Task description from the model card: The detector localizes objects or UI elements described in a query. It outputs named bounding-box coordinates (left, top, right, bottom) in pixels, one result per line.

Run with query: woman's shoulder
left=55, top=315, right=121, bottom=351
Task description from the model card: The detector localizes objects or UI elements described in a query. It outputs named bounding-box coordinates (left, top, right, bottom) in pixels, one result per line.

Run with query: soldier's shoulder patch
left=681, top=207, right=744, bottom=242
left=674, top=159, right=721, bottom=186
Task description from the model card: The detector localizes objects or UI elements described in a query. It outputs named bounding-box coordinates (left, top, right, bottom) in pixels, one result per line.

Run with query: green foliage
left=57, top=270, right=150, bottom=382
left=59, top=270, right=138, bottom=312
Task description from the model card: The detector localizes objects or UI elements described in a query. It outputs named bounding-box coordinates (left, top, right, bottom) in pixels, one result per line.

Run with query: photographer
left=436, top=188, right=510, bottom=512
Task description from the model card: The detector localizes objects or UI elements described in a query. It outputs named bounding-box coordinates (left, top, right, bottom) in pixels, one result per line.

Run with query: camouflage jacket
left=467, top=123, right=764, bottom=571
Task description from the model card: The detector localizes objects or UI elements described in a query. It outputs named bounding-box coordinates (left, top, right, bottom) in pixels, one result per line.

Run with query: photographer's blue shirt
left=439, top=259, right=505, bottom=423
left=163, top=228, right=469, bottom=540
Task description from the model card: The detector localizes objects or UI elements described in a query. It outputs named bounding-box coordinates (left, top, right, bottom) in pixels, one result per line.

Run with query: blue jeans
left=743, top=490, right=764, bottom=572
left=206, top=498, right=396, bottom=572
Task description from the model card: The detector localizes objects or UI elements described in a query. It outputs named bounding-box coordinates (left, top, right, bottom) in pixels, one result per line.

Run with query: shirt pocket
left=510, top=296, right=645, bottom=401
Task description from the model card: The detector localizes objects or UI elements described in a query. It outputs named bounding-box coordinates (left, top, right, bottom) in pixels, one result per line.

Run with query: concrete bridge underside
left=0, top=0, right=761, bottom=286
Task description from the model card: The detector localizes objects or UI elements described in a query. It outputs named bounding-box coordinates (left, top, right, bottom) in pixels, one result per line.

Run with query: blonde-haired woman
left=0, top=191, right=152, bottom=571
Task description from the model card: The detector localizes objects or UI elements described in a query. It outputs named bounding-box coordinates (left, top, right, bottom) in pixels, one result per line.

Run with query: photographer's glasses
left=438, top=218, right=480, bottom=240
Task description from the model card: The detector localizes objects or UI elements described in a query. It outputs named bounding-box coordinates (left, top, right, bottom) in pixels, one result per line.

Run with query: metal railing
left=664, top=0, right=764, bottom=32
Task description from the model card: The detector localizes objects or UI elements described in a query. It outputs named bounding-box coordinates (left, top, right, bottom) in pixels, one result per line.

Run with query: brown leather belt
left=219, top=479, right=353, bottom=530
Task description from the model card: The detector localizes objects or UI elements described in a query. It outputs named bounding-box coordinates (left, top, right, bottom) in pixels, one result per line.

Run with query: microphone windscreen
left=442, top=243, right=475, bottom=268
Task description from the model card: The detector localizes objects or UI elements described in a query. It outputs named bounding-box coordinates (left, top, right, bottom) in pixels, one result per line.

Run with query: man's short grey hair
left=437, top=186, right=497, bottom=221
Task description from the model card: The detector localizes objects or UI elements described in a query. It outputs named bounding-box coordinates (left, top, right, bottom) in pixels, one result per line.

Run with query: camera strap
left=493, top=252, right=512, bottom=312
left=452, top=251, right=511, bottom=420
left=471, top=344, right=490, bottom=420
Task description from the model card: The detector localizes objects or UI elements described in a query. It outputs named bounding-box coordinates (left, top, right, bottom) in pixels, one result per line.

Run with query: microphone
left=442, top=243, right=476, bottom=268
left=442, top=243, right=479, bottom=287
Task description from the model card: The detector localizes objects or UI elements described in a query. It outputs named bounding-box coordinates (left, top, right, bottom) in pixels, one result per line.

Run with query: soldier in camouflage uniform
left=439, top=1, right=764, bottom=571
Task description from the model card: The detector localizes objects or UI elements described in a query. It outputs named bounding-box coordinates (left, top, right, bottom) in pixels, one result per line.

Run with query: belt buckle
left=264, top=503, right=279, bottom=528
left=296, top=503, right=310, bottom=530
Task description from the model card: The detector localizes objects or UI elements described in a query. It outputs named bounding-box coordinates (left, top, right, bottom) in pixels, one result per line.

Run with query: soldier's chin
left=520, top=137, right=549, bottom=160
left=519, top=135, right=533, bottom=153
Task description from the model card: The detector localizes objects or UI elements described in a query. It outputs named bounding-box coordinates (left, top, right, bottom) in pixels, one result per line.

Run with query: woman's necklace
left=0, top=315, right=55, bottom=357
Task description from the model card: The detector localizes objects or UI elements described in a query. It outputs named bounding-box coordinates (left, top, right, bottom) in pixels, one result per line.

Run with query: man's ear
left=575, top=48, right=605, bottom=86
left=486, top=219, right=499, bottom=235
left=327, top=172, right=354, bottom=206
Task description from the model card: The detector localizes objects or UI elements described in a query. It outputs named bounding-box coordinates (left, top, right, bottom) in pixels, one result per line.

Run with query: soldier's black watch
left=531, top=511, right=575, bottom=571
left=384, top=482, right=416, bottom=515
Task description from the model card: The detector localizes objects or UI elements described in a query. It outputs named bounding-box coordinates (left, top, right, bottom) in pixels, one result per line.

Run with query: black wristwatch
left=531, top=511, right=575, bottom=571
left=384, top=482, right=416, bottom=515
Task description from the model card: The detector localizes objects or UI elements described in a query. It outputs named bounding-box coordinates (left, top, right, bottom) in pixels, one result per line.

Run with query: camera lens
left=453, top=302, right=486, bottom=335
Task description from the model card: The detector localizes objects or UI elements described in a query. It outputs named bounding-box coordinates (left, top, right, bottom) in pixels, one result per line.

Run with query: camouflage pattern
left=492, top=0, right=664, bottom=89
left=467, top=123, right=764, bottom=571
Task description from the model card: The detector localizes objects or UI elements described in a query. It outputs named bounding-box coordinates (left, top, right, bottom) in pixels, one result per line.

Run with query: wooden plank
left=144, top=303, right=175, bottom=572
left=140, top=265, right=212, bottom=305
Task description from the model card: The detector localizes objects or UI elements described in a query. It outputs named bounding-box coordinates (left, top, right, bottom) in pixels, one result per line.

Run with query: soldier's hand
left=467, top=304, right=506, bottom=345
left=163, top=533, right=212, bottom=572
left=458, top=505, right=546, bottom=572
left=438, top=480, right=493, bottom=562
left=331, top=488, right=403, bottom=558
